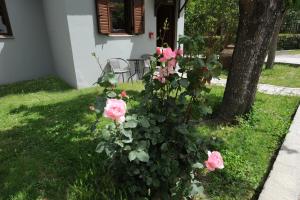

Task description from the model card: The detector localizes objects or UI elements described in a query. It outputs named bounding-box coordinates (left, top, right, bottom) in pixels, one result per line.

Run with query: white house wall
left=65, top=0, right=157, bottom=88
left=0, top=0, right=54, bottom=85
left=1, top=0, right=185, bottom=88
left=177, top=0, right=185, bottom=44
left=42, top=0, right=78, bottom=88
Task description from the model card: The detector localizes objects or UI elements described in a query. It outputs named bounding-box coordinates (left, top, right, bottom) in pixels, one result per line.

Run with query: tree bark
left=217, top=0, right=286, bottom=122
left=266, top=10, right=287, bottom=69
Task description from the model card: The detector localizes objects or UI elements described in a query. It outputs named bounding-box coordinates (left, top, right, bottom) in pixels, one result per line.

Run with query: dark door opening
left=156, top=4, right=176, bottom=49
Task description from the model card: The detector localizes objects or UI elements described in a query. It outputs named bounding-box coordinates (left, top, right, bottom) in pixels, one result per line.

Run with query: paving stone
left=211, top=78, right=300, bottom=96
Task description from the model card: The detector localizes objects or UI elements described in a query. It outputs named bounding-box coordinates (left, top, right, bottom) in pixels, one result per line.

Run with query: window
left=0, top=0, right=12, bottom=36
left=96, top=0, right=144, bottom=35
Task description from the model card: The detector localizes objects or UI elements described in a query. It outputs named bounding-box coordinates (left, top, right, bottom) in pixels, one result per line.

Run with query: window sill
left=108, top=34, right=135, bottom=37
left=0, top=35, right=14, bottom=39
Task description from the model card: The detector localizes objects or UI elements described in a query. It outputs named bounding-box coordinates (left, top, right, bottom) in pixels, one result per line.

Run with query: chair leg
left=122, top=73, right=125, bottom=83
left=128, top=72, right=134, bottom=84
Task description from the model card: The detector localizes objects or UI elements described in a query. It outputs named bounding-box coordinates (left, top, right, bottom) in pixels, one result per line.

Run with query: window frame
left=96, top=0, right=144, bottom=36
left=0, top=0, right=13, bottom=36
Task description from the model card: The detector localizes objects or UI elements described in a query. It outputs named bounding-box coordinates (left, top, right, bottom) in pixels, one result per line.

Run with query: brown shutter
left=133, top=0, right=144, bottom=35
left=95, top=0, right=110, bottom=34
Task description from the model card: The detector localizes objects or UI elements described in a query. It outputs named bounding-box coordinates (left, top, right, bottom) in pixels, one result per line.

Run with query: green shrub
left=92, top=36, right=223, bottom=199
left=277, top=34, right=300, bottom=50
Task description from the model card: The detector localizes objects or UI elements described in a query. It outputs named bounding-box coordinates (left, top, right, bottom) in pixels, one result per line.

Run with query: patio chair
left=108, top=58, right=133, bottom=83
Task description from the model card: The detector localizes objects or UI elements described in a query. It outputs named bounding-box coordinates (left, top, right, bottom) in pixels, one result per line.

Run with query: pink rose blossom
left=167, top=58, right=177, bottom=74
left=103, top=99, right=127, bottom=123
left=175, top=48, right=183, bottom=57
left=160, top=48, right=176, bottom=62
left=156, top=47, right=162, bottom=55
left=120, top=90, right=128, bottom=98
left=205, top=151, right=224, bottom=171
left=153, top=70, right=166, bottom=83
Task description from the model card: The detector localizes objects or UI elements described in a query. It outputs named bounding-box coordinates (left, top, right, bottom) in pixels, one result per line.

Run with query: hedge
left=202, top=34, right=300, bottom=53
left=277, top=34, right=300, bottom=50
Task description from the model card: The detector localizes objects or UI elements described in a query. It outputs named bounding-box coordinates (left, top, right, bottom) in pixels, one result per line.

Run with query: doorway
left=156, top=3, right=176, bottom=49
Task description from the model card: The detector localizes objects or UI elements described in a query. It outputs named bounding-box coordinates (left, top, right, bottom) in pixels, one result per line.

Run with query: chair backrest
left=108, top=58, right=130, bottom=73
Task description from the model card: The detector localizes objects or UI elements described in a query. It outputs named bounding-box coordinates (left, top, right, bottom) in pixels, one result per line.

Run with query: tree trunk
left=217, top=0, right=286, bottom=122
left=266, top=10, right=287, bottom=69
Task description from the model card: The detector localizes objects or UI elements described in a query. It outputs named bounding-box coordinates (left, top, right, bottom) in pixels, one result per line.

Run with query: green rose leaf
left=152, top=126, right=160, bottom=133
left=136, top=150, right=150, bottom=163
left=176, top=125, right=189, bottom=135
left=179, top=79, right=190, bottom=88
left=95, top=142, right=105, bottom=153
left=192, top=162, right=204, bottom=169
left=189, top=184, right=204, bottom=198
left=156, top=115, right=166, bottom=123
left=106, top=91, right=117, bottom=98
left=114, top=140, right=124, bottom=147
left=124, top=120, right=138, bottom=129
left=140, top=118, right=150, bottom=128
left=200, top=105, right=212, bottom=115
left=122, top=129, right=132, bottom=138
left=128, top=151, right=138, bottom=162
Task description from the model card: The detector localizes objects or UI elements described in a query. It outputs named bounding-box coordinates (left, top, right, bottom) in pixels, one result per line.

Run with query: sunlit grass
left=221, top=64, right=300, bottom=88
left=0, top=77, right=299, bottom=200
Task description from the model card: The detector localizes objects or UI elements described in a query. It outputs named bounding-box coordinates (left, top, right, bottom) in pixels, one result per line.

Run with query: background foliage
left=185, top=0, right=300, bottom=52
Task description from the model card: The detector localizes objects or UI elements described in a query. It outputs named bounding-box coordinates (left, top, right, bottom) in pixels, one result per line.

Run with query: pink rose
left=205, top=151, right=224, bottom=171
left=160, top=48, right=176, bottom=62
left=156, top=47, right=162, bottom=55
left=167, top=58, right=177, bottom=74
left=120, top=90, right=128, bottom=98
left=103, top=99, right=127, bottom=123
left=175, top=48, right=183, bottom=57
left=153, top=70, right=166, bottom=83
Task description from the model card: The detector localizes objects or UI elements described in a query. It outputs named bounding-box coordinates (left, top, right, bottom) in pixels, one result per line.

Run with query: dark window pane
left=110, top=0, right=125, bottom=32
left=0, top=15, right=8, bottom=34
left=0, top=0, right=12, bottom=35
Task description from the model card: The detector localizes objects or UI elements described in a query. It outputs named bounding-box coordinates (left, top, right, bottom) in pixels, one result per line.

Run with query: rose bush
left=92, top=36, right=224, bottom=199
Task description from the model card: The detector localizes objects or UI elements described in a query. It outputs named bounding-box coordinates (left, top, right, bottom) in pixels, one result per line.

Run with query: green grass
left=200, top=88, right=299, bottom=199
left=0, top=77, right=299, bottom=200
left=260, top=64, right=300, bottom=87
left=287, top=49, right=300, bottom=55
left=221, top=64, right=300, bottom=88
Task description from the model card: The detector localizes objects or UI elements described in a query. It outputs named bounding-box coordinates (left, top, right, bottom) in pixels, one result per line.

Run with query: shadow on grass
left=0, top=76, right=72, bottom=98
left=0, top=81, right=257, bottom=200
left=0, top=88, right=140, bottom=200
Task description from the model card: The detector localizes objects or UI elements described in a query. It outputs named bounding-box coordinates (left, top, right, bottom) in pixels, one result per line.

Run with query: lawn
left=286, top=49, right=300, bottom=55
left=221, top=64, right=300, bottom=88
left=259, top=64, right=300, bottom=87
left=0, top=77, right=299, bottom=200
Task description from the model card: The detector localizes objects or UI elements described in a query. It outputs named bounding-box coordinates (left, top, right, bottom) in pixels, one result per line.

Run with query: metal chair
left=108, top=58, right=133, bottom=83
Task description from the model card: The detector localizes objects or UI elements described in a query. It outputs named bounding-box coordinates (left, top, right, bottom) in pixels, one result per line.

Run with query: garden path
left=272, top=50, right=300, bottom=65
left=211, top=78, right=300, bottom=96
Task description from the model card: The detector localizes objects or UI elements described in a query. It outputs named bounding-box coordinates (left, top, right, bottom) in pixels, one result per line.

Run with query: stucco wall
left=42, top=0, right=78, bottom=88
left=64, top=0, right=157, bottom=88
left=0, top=0, right=54, bottom=85
left=177, top=1, right=185, bottom=44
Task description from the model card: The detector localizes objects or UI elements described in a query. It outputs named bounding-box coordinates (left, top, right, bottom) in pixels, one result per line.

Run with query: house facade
left=0, top=0, right=186, bottom=88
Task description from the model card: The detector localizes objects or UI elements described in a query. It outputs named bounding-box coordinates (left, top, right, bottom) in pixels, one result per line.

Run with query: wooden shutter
left=95, top=0, right=110, bottom=34
left=132, top=0, right=144, bottom=35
